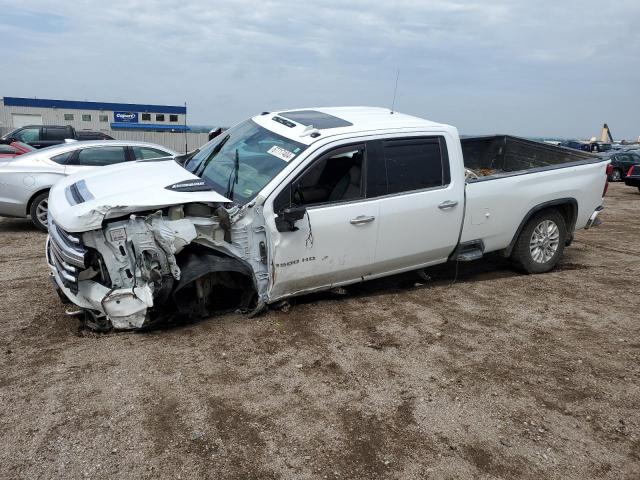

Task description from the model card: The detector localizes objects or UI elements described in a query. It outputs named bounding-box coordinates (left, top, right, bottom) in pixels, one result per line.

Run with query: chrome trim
left=49, top=222, right=86, bottom=267
left=585, top=205, right=604, bottom=229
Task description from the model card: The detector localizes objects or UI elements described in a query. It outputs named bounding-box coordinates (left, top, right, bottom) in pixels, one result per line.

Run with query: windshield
left=185, top=120, right=307, bottom=204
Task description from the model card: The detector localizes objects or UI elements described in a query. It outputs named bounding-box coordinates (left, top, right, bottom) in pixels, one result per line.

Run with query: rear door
left=371, top=136, right=463, bottom=272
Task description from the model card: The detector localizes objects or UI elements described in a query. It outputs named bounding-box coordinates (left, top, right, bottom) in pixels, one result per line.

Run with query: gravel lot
left=0, top=183, right=638, bottom=479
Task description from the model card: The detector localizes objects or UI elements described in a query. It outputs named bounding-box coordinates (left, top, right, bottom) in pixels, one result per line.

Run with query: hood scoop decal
left=165, top=179, right=214, bottom=192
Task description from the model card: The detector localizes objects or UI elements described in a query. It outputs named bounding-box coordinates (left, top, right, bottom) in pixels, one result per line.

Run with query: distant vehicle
left=0, top=141, right=35, bottom=158
left=0, top=140, right=176, bottom=231
left=624, top=165, right=640, bottom=192
left=607, top=151, right=640, bottom=181
left=560, top=140, right=611, bottom=153
left=0, top=125, right=114, bottom=149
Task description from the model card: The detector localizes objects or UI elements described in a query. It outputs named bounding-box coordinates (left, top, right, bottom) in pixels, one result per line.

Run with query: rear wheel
left=610, top=168, right=622, bottom=182
left=511, top=210, right=567, bottom=274
left=29, top=191, right=49, bottom=232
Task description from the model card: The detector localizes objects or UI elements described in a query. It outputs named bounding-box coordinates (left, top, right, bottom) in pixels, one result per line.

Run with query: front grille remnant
left=48, top=220, right=87, bottom=294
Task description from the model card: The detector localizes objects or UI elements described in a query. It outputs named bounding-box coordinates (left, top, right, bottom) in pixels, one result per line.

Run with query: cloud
left=1, top=0, right=639, bottom=138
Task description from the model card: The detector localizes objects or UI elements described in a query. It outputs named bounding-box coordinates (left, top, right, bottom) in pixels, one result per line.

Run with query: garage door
left=12, top=113, right=43, bottom=129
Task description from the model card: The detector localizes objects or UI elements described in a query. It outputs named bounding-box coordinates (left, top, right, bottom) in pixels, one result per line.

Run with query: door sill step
left=457, top=249, right=483, bottom=262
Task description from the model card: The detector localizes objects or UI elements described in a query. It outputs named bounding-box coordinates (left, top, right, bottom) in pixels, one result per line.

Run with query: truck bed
left=461, top=135, right=597, bottom=181
left=459, top=135, right=608, bottom=255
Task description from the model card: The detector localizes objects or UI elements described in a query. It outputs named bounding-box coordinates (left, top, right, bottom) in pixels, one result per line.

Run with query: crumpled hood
left=48, top=159, right=231, bottom=232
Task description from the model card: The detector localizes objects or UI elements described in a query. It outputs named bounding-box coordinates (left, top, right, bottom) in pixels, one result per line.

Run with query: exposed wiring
left=305, top=213, right=314, bottom=249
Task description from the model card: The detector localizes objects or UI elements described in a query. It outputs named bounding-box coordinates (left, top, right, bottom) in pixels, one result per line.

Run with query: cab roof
left=252, top=106, right=449, bottom=146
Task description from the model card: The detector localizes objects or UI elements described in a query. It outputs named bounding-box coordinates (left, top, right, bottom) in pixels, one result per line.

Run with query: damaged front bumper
left=46, top=235, right=154, bottom=330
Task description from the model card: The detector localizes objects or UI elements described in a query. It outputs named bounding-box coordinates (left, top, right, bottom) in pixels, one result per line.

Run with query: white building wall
left=0, top=99, right=206, bottom=152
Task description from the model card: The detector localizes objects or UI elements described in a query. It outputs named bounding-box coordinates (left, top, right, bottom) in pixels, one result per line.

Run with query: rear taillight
left=627, top=165, right=635, bottom=177
left=606, top=164, right=614, bottom=176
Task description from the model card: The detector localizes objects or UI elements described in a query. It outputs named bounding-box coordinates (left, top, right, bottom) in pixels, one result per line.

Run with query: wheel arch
left=504, top=198, right=577, bottom=258
left=26, top=187, right=51, bottom=216
left=172, top=246, right=259, bottom=312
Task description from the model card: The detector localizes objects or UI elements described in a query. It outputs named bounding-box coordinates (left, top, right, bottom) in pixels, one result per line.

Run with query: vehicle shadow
left=0, top=218, right=41, bottom=233
left=144, top=254, right=524, bottom=333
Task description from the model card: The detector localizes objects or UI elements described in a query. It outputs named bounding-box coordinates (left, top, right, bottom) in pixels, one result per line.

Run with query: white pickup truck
left=46, top=107, right=608, bottom=330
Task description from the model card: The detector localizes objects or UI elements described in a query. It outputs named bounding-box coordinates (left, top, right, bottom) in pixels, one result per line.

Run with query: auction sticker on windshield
left=267, top=145, right=296, bottom=162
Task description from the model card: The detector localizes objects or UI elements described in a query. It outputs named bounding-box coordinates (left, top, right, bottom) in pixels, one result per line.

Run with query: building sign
left=113, top=111, right=139, bottom=123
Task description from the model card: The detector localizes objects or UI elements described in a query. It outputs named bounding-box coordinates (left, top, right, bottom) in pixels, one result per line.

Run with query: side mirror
left=275, top=206, right=307, bottom=232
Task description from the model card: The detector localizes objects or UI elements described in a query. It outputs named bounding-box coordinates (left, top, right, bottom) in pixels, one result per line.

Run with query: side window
left=132, top=146, right=171, bottom=160
left=141, top=113, right=151, bottom=121
left=383, top=138, right=446, bottom=194
left=76, top=147, right=127, bottom=166
left=14, top=128, right=40, bottom=143
left=45, top=127, right=72, bottom=141
left=275, top=146, right=365, bottom=211
left=51, top=151, right=74, bottom=164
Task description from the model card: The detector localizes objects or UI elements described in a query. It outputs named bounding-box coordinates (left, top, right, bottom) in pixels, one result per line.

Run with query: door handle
left=438, top=200, right=458, bottom=210
left=350, top=215, right=375, bottom=225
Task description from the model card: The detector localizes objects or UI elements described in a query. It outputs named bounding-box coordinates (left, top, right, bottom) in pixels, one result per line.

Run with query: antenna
left=390, top=69, right=400, bottom=114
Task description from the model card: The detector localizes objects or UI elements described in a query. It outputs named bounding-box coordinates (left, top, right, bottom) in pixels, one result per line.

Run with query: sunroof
left=278, top=110, right=353, bottom=129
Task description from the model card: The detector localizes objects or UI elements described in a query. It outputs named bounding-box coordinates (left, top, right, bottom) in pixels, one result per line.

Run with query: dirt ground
left=0, top=183, right=638, bottom=480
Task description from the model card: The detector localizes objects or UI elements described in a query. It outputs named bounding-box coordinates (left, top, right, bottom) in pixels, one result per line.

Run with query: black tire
left=511, top=209, right=567, bottom=274
left=29, top=191, right=49, bottom=232
left=610, top=168, right=622, bottom=182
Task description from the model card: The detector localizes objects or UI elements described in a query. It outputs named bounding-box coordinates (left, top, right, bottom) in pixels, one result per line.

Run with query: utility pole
left=184, top=101, right=188, bottom=153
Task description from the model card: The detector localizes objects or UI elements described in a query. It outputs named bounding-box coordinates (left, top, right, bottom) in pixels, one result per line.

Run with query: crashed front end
left=46, top=208, right=196, bottom=329
left=46, top=202, right=266, bottom=330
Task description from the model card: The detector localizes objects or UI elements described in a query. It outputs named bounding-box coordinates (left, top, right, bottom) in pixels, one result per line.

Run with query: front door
left=268, top=144, right=379, bottom=299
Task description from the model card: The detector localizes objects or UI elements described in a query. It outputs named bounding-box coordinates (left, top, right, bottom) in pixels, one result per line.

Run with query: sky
left=0, top=0, right=639, bottom=139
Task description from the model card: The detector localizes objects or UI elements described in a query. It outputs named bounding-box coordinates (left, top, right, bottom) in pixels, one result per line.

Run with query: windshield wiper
left=225, top=148, right=241, bottom=201
left=194, top=134, right=230, bottom=177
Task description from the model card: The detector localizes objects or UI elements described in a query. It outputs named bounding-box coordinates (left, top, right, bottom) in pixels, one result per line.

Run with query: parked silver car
left=0, top=140, right=176, bottom=231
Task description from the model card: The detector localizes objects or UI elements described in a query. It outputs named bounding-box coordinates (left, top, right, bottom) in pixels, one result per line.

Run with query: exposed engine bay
left=47, top=202, right=270, bottom=331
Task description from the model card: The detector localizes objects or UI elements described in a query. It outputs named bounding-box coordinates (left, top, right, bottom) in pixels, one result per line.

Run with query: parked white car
left=0, top=140, right=176, bottom=230
left=45, top=107, right=608, bottom=330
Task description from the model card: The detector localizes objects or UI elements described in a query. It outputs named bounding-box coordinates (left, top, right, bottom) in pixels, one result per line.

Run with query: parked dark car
left=624, top=165, right=640, bottom=192
left=0, top=141, right=36, bottom=159
left=608, top=151, right=640, bottom=181
left=0, top=125, right=113, bottom=149
left=560, top=140, right=612, bottom=154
